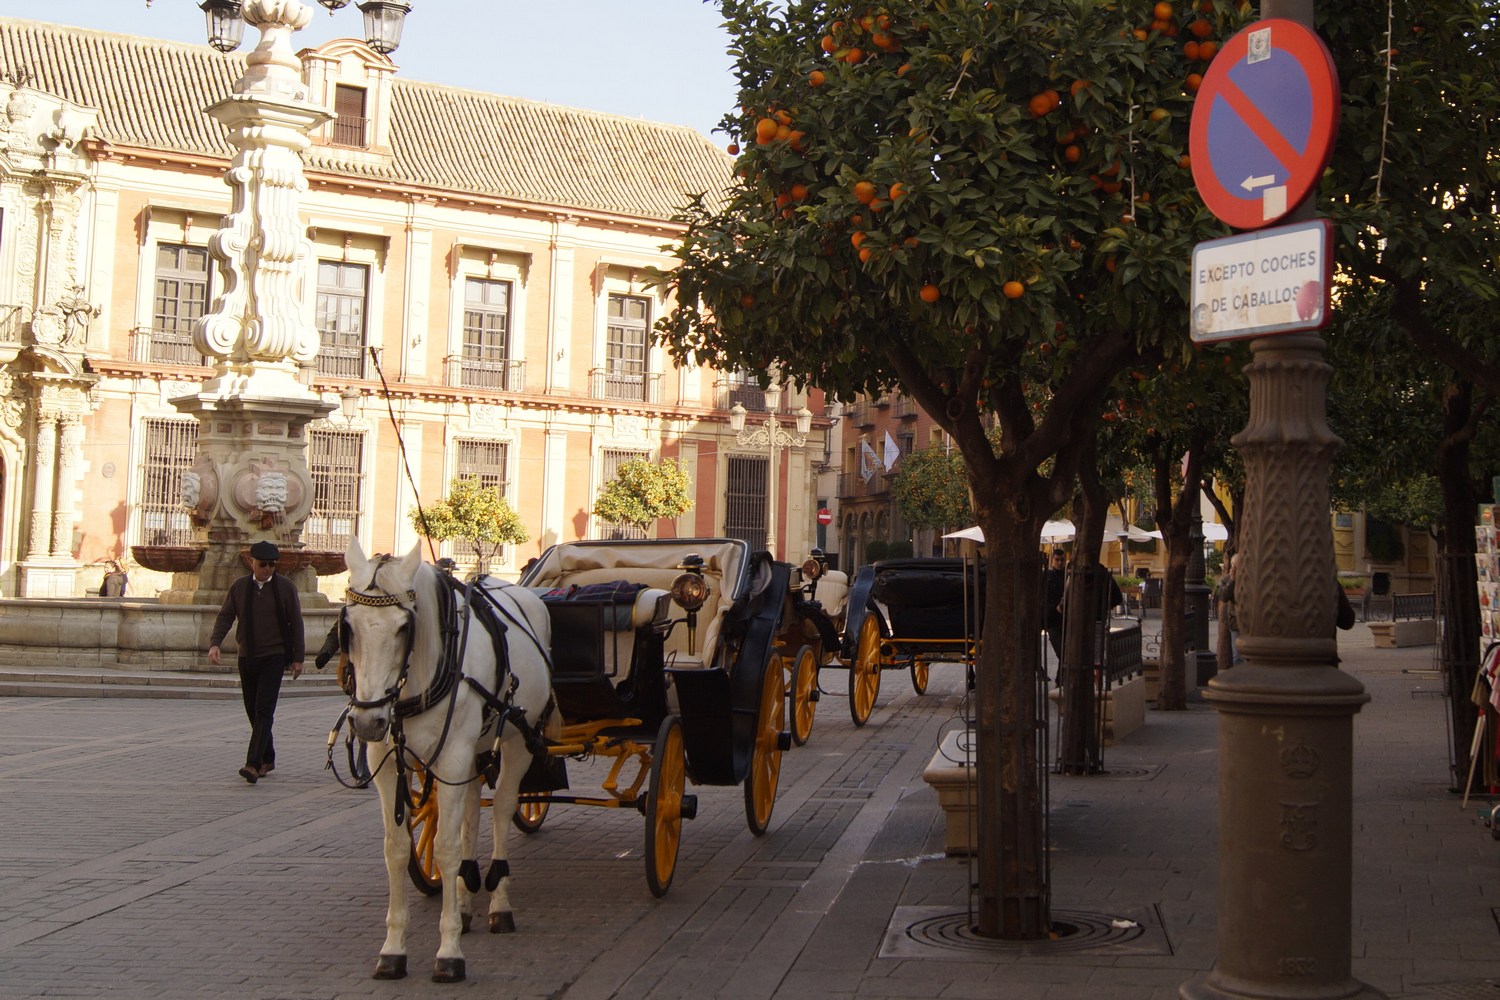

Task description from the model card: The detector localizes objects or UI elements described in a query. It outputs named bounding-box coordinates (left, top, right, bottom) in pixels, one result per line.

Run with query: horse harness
left=342, top=557, right=554, bottom=824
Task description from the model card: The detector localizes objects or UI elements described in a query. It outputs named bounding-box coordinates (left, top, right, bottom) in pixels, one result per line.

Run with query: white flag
left=883, top=431, right=900, bottom=472
left=860, top=441, right=878, bottom=483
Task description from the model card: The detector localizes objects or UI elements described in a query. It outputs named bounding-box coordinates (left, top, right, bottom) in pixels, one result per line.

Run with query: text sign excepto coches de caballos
left=1189, top=19, right=1339, bottom=230
left=1190, top=219, right=1332, bottom=343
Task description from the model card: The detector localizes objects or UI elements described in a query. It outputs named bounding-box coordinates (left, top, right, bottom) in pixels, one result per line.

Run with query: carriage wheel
left=910, top=660, right=930, bottom=696
left=645, top=715, right=687, bottom=898
left=512, top=796, right=550, bottom=835
left=790, top=644, right=819, bottom=746
left=850, top=615, right=884, bottom=727
left=744, top=652, right=787, bottom=836
left=405, top=765, right=443, bottom=896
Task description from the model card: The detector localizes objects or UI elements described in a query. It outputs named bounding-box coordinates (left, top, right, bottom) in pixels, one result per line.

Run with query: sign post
left=1182, top=10, right=1381, bottom=1000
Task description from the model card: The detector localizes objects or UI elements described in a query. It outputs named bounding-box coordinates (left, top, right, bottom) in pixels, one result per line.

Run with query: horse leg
left=456, top=777, right=483, bottom=934
left=431, top=772, right=469, bottom=982
left=370, top=743, right=409, bottom=980
left=486, top=734, right=527, bottom=934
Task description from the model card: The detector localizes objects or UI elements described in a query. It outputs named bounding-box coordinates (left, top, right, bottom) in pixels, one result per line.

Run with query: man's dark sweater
left=210, top=573, right=306, bottom=662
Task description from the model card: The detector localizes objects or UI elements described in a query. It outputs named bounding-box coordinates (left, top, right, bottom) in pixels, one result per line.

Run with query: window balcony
left=591, top=368, right=661, bottom=404
left=847, top=401, right=874, bottom=428
left=449, top=356, right=526, bottom=392
left=893, top=395, right=919, bottom=420
left=316, top=342, right=366, bottom=379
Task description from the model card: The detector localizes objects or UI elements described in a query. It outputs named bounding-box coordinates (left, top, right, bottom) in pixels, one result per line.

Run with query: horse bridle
left=342, top=554, right=453, bottom=717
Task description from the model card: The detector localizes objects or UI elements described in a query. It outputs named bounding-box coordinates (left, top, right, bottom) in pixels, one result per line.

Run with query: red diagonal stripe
left=1215, top=78, right=1304, bottom=175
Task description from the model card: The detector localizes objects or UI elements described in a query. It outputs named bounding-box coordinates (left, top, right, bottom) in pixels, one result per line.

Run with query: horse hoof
left=461, top=912, right=472, bottom=934
left=432, top=957, right=466, bottom=983
left=373, top=954, right=407, bottom=980
left=489, top=911, right=516, bottom=934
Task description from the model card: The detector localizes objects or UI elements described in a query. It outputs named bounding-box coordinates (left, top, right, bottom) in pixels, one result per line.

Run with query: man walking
left=208, top=540, right=305, bottom=784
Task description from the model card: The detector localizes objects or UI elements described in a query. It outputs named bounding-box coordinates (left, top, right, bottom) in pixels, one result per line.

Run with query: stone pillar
left=1181, top=334, right=1380, bottom=1000
left=51, top=414, right=83, bottom=557
left=26, top=412, right=56, bottom=559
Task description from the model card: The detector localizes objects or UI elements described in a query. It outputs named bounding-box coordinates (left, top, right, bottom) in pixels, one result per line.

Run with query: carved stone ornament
left=231, top=457, right=304, bottom=529
left=182, top=457, right=219, bottom=526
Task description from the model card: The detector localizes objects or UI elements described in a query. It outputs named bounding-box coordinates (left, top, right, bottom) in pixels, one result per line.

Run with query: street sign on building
left=1189, top=19, right=1339, bottom=230
left=1190, top=219, right=1332, bottom=344
left=817, top=507, right=833, bottom=526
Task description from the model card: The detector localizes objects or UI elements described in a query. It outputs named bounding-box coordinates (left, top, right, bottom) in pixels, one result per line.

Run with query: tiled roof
left=0, top=16, right=732, bottom=222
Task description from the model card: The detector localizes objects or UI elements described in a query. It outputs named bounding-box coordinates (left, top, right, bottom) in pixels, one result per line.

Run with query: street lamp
left=193, top=0, right=411, bottom=56
left=728, top=385, right=813, bottom=557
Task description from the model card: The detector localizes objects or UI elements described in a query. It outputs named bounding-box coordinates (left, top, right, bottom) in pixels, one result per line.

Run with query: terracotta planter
left=130, top=544, right=204, bottom=573
left=239, top=549, right=316, bottom=574
left=307, top=551, right=347, bottom=576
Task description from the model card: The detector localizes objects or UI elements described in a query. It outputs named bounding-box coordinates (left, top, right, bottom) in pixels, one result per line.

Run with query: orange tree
left=657, top=0, right=1246, bottom=938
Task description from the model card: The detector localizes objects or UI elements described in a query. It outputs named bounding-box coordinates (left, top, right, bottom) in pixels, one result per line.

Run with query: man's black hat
left=248, top=540, right=280, bottom=562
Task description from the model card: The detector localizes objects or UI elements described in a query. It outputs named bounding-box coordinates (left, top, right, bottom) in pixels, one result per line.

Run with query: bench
left=1049, top=620, right=1146, bottom=744
left=1368, top=592, right=1437, bottom=647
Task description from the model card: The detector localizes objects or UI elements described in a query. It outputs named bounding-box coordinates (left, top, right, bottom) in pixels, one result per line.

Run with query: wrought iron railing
left=453, top=357, right=525, bottom=392
left=591, top=368, right=661, bottom=404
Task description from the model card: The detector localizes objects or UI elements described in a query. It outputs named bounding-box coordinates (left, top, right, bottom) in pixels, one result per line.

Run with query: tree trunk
left=1153, top=438, right=1206, bottom=710
left=1436, top=380, right=1483, bottom=792
left=972, top=505, right=1049, bottom=939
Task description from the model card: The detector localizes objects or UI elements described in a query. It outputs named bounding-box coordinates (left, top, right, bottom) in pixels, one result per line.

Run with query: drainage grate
left=1408, top=983, right=1500, bottom=999
left=879, top=903, right=1173, bottom=959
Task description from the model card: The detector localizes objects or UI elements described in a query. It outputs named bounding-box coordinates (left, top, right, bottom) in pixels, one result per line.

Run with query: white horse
left=343, top=540, right=554, bottom=983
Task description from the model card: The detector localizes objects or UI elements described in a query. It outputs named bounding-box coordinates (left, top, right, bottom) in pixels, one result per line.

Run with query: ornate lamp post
left=728, top=382, right=812, bottom=557
left=166, top=0, right=409, bottom=603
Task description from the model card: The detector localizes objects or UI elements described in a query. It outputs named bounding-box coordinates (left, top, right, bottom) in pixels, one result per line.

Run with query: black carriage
left=404, top=538, right=792, bottom=898
left=838, top=558, right=983, bottom=725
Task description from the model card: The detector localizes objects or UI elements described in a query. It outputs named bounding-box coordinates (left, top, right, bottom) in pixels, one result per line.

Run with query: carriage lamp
left=194, top=0, right=411, bottom=56
left=800, top=556, right=824, bottom=581
left=671, top=556, right=710, bottom=657
left=198, top=0, right=245, bottom=53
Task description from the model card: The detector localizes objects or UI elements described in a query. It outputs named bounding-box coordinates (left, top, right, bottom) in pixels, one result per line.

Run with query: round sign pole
left=1183, top=3, right=1381, bottom=1000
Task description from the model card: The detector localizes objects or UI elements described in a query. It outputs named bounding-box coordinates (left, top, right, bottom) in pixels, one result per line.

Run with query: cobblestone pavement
left=1, top=626, right=1497, bottom=999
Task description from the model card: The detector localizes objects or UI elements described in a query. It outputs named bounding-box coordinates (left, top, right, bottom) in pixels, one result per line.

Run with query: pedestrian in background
left=1216, top=553, right=1243, bottom=666
left=208, top=540, right=305, bottom=784
left=1043, top=549, right=1067, bottom=669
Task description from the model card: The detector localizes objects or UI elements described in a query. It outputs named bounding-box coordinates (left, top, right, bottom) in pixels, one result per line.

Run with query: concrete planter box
left=1368, top=619, right=1437, bottom=647
left=1047, top=673, right=1147, bottom=745
left=921, top=729, right=977, bottom=856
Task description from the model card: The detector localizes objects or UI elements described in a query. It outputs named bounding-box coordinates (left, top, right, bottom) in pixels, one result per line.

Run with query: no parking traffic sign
left=1189, top=19, right=1339, bottom=230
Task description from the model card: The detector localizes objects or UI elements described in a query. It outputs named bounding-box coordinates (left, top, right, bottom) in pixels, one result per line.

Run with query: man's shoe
left=238, top=765, right=259, bottom=784
left=258, top=762, right=275, bottom=777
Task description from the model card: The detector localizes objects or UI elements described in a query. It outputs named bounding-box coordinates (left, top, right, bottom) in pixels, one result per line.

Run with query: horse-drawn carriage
left=838, top=558, right=982, bottom=724
left=333, top=537, right=791, bottom=982
left=772, top=551, right=850, bottom=746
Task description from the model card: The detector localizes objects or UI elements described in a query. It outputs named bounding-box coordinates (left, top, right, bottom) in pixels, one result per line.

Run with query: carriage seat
left=811, top=570, right=849, bottom=619
left=529, top=585, right=670, bottom=631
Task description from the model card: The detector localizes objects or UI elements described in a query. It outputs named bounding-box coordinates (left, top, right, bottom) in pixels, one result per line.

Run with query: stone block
left=1368, top=618, right=1437, bottom=648
left=920, top=729, right=976, bottom=856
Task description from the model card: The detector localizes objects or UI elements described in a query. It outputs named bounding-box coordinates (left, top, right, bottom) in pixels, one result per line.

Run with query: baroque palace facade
left=0, top=16, right=835, bottom=599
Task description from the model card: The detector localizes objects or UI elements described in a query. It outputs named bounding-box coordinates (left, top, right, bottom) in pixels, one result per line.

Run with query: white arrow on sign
left=1241, top=174, right=1277, bottom=191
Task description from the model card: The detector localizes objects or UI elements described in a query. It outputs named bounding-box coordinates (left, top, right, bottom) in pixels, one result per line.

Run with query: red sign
left=816, top=508, right=833, bottom=526
left=1189, top=19, right=1339, bottom=230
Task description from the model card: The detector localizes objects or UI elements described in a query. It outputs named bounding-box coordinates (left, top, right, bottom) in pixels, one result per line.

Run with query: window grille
left=304, top=429, right=363, bottom=552
left=460, top=278, right=513, bottom=390
left=597, top=448, right=649, bottom=539
left=333, top=84, right=368, bottom=147
left=726, top=368, right=768, bottom=411
left=315, top=261, right=368, bottom=378
left=151, top=243, right=210, bottom=365
left=452, top=440, right=511, bottom=568
left=136, top=418, right=198, bottom=546
left=604, top=294, right=649, bottom=401
left=725, top=455, right=769, bottom=551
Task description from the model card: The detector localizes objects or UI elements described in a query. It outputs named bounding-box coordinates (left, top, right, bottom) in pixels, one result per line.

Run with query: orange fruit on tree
left=1133, top=27, right=1149, bottom=41
left=1064, top=144, right=1082, bottom=163
left=740, top=293, right=756, bottom=308
left=790, top=182, right=809, bottom=201
left=1183, top=40, right=1201, bottom=59
left=1070, top=79, right=1090, bottom=97
left=726, top=142, right=740, bottom=155
left=888, top=181, right=907, bottom=201
left=850, top=230, right=867, bottom=248
left=843, top=46, right=864, bottom=64
left=1178, top=153, right=1192, bottom=169
left=853, top=180, right=877, bottom=204
left=1185, top=72, right=1203, bottom=92
left=1028, top=89, right=1060, bottom=118
left=1189, top=18, right=1213, bottom=37
left=858, top=246, right=873, bottom=263
left=774, top=109, right=792, bottom=125
left=821, top=34, right=837, bottom=53
left=1002, top=280, right=1025, bottom=299
left=1153, top=1, right=1174, bottom=19
left=919, top=283, right=940, bottom=303
left=1198, top=40, right=1218, bottom=60
left=1149, top=107, right=1169, bottom=122
left=897, top=62, right=912, bottom=77
left=755, top=118, right=778, bottom=143
left=809, top=69, right=826, bottom=86
left=775, top=123, right=791, bottom=141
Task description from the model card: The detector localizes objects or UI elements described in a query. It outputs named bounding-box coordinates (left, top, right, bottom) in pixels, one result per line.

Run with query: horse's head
left=342, top=538, right=425, bottom=743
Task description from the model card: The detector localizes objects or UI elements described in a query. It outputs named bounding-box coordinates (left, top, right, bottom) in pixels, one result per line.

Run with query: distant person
left=1043, top=549, right=1067, bottom=664
left=1216, top=554, right=1243, bottom=666
left=100, top=561, right=128, bottom=597
left=208, top=541, right=305, bottom=784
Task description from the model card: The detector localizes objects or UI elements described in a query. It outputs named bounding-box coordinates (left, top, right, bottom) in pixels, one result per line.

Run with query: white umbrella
left=1104, top=515, right=1155, bottom=542
left=941, top=520, right=1077, bottom=544
left=1146, top=523, right=1228, bottom=541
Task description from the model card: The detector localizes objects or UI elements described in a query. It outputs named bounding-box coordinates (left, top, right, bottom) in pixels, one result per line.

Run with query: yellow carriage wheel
left=512, top=795, right=550, bottom=834
left=790, top=644, right=819, bottom=746
left=910, top=659, right=930, bottom=695
left=405, top=764, right=443, bottom=896
left=645, top=715, right=686, bottom=898
left=850, top=614, right=884, bottom=727
left=744, top=652, right=786, bottom=836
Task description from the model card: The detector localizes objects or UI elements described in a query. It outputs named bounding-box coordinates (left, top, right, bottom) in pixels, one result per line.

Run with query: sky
left=0, top=1, right=741, bottom=143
